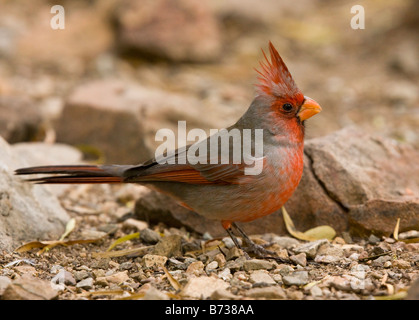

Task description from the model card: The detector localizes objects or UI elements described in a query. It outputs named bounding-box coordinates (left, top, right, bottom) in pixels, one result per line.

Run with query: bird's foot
left=241, top=238, right=289, bottom=263
left=226, top=222, right=290, bottom=263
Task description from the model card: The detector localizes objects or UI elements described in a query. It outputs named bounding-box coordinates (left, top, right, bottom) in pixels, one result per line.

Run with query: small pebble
left=249, top=270, right=276, bottom=285
left=290, top=253, right=307, bottom=267
left=76, top=277, right=94, bottom=290
left=245, top=286, right=286, bottom=299
left=310, top=285, right=323, bottom=297
left=218, top=268, right=232, bottom=281
left=287, top=290, right=304, bottom=300
left=368, top=234, right=380, bottom=244
left=140, top=228, right=161, bottom=244
left=392, top=259, right=411, bottom=269
left=186, top=261, right=205, bottom=276
left=74, top=270, right=90, bottom=281
left=294, top=239, right=328, bottom=258
left=205, top=261, right=218, bottom=274
left=142, top=254, right=168, bottom=269
left=123, top=218, right=148, bottom=231
left=282, top=271, right=309, bottom=286
left=243, top=259, right=275, bottom=271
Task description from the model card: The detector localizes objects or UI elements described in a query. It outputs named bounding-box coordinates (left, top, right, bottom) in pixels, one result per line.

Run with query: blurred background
left=0, top=0, right=417, bottom=164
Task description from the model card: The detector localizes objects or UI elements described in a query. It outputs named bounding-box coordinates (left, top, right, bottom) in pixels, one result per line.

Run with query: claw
left=227, top=222, right=291, bottom=263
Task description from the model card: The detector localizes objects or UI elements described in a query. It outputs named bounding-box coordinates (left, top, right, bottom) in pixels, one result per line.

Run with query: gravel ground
left=1, top=184, right=418, bottom=300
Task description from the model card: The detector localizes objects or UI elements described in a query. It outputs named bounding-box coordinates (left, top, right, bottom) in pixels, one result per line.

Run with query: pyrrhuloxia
left=16, top=42, right=322, bottom=260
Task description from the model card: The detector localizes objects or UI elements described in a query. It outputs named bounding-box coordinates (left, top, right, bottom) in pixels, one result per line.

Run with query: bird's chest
left=249, top=146, right=304, bottom=218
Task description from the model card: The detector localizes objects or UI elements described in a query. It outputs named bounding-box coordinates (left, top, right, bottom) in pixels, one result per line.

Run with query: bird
left=15, top=42, right=321, bottom=260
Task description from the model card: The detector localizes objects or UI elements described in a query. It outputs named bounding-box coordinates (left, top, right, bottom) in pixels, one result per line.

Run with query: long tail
left=15, top=165, right=132, bottom=184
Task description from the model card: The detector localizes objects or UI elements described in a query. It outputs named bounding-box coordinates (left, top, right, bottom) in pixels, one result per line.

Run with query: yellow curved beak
left=298, top=96, right=322, bottom=121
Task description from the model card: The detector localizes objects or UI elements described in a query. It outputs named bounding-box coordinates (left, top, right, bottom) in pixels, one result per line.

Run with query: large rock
left=0, top=137, right=71, bottom=252
left=56, top=79, right=237, bottom=164
left=14, top=2, right=113, bottom=75
left=115, top=0, right=221, bottom=62
left=134, top=127, right=419, bottom=237
left=11, top=141, right=84, bottom=197
left=0, top=274, right=58, bottom=300
left=299, top=127, right=419, bottom=236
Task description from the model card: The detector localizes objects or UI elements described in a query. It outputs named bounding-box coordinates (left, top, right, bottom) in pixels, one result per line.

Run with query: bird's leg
left=231, top=222, right=289, bottom=263
left=225, top=227, right=251, bottom=260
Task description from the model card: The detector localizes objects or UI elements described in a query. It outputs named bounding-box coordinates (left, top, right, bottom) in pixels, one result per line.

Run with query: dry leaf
left=59, top=218, right=76, bottom=241
left=282, top=207, right=336, bottom=241
left=92, top=246, right=153, bottom=258
left=393, top=218, right=400, bottom=241
left=81, top=290, right=125, bottom=297
left=303, top=225, right=336, bottom=240
left=107, top=232, right=139, bottom=252
left=15, top=237, right=105, bottom=255
left=374, top=290, right=407, bottom=300
left=162, top=266, right=181, bottom=291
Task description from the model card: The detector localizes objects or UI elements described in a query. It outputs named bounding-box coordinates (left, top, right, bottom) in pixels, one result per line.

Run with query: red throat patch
left=255, top=42, right=302, bottom=99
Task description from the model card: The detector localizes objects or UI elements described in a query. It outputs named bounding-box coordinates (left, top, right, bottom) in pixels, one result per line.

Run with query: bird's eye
left=282, top=103, right=293, bottom=112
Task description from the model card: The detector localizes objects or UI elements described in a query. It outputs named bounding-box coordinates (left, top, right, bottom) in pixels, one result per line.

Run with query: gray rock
left=368, top=234, right=381, bottom=244
left=205, top=261, right=218, bottom=274
left=222, top=237, right=240, bottom=249
left=76, top=277, right=94, bottom=290
left=282, top=271, right=309, bottom=286
left=119, top=261, right=134, bottom=271
left=314, top=244, right=344, bottom=264
left=350, top=264, right=370, bottom=279
left=290, top=253, right=307, bottom=267
left=245, top=286, right=286, bottom=299
left=12, top=142, right=82, bottom=168
left=278, top=265, right=294, bottom=277
left=181, top=276, right=229, bottom=299
left=73, top=270, right=90, bottom=282
left=398, top=230, right=419, bottom=240
left=1, top=275, right=58, bottom=300
left=243, top=259, right=275, bottom=271
left=225, top=247, right=242, bottom=261
left=326, top=276, right=351, bottom=291
left=294, top=240, right=328, bottom=259
left=309, top=285, right=323, bottom=297
left=153, top=235, right=182, bottom=257
left=303, top=127, right=419, bottom=237
left=371, top=255, right=391, bottom=268
left=140, top=228, right=162, bottom=244
left=0, top=137, right=70, bottom=252
left=271, top=236, right=300, bottom=249
left=249, top=270, right=276, bottom=285
left=51, top=270, right=76, bottom=286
